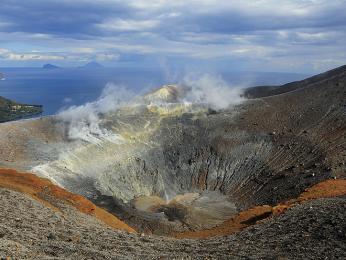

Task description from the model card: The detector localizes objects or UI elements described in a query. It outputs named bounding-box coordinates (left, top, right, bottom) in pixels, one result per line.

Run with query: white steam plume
left=58, top=83, right=134, bottom=144
left=58, top=74, right=245, bottom=143
left=181, top=73, right=245, bottom=110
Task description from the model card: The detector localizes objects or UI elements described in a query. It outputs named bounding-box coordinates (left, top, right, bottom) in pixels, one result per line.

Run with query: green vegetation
left=0, top=96, right=43, bottom=123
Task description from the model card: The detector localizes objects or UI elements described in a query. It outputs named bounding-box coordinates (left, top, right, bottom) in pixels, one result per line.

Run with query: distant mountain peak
left=43, top=64, right=60, bottom=69
left=80, top=61, right=104, bottom=69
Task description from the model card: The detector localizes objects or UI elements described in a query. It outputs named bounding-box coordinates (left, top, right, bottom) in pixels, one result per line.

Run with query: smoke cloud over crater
left=58, top=83, right=134, bottom=144
left=58, top=75, right=245, bottom=143
left=181, top=73, right=245, bottom=110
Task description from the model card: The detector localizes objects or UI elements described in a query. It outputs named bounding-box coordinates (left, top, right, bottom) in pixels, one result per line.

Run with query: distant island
left=0, top=96, right=43, bottom=123
left=40, top=62, right=106, bottom=69
left=0, top=72, right=4, bottom=80
left=79, top=61, right=104, bottom=69
left=42, top=63, right=60, bottom=69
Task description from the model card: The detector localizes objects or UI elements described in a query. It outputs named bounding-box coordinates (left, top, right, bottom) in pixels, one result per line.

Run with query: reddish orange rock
left=0, top=168, right=135, bottom=233
left=297, top=179, right=346, bottom=202
left=1, top=167, right=345, bottom=239
left=172, top=205, right=273, bottom=239
left=173, top=179, right=346, bottom=239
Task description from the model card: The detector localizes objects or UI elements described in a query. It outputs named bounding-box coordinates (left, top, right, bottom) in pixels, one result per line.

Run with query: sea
left=0, top=67, right=308, bottom=116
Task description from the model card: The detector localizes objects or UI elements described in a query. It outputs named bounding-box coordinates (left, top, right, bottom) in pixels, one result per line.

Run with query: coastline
left=0, top=96, right=43, bottom=123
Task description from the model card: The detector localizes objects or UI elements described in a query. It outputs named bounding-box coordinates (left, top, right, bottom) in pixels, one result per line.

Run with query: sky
left=0, top=0, right=345, bottom=73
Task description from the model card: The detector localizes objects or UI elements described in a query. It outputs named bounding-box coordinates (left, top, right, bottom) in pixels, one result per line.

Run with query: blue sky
left=0, top=0, right=345, bottom=73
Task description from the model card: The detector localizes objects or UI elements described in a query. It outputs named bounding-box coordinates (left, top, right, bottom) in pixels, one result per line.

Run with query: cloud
left=0, top=48, right=64, bottom=61
left=0, top=0, right=132, bottom=37
left=95, top=53, right=119, bottom=61
left=0, top=0, right=345, bottom=72
left=97, top=19, right=160, bottom=32
left=0, top=47, right=120, bottom=62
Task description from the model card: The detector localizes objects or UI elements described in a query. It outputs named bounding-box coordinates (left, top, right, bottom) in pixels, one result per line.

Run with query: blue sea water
left=0, top=67, right=166, bottom=115
left=0, top=67, right=308, bottom=116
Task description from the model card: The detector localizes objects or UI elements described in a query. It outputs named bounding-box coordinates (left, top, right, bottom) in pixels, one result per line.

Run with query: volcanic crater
left=0, top=65, right=345, bottom=258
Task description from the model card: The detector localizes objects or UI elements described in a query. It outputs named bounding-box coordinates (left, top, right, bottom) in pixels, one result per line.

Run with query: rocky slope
left=0, top=182, right=345, bottom=259
left=0, top=169, right=134, bottom=233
